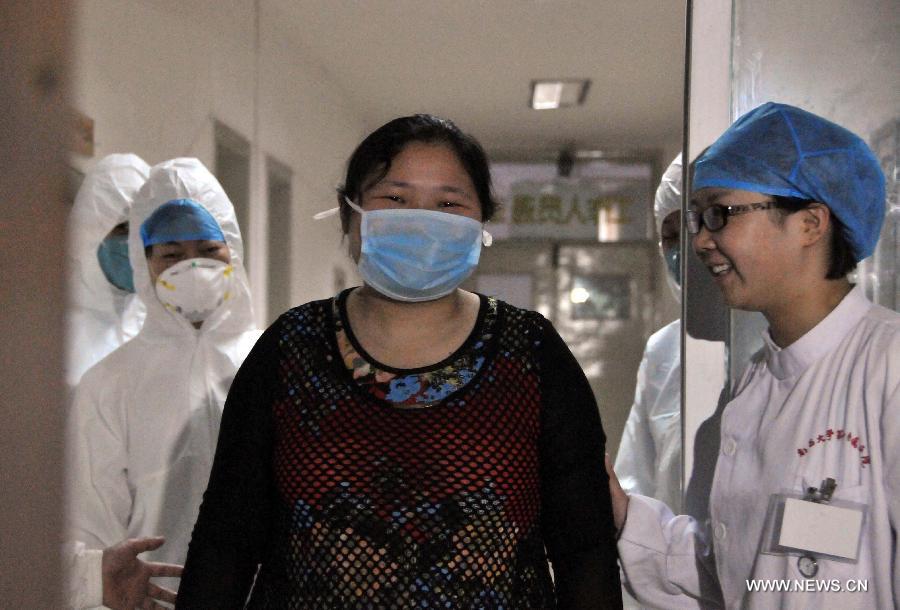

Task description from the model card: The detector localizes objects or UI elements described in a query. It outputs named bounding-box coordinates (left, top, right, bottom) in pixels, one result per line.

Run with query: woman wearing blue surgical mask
left=179, top=115, right=622, bottom=609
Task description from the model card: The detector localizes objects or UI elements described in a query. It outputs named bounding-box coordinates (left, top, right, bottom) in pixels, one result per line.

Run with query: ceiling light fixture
left=530, top=79, right=591, bottom=110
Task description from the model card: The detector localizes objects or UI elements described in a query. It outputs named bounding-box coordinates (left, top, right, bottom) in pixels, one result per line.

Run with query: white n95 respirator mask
left=155, top=258, right=234, bottom=324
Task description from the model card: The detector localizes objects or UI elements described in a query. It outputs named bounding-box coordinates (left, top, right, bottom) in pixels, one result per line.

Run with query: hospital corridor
left=1, top=1, right=897, bottom=608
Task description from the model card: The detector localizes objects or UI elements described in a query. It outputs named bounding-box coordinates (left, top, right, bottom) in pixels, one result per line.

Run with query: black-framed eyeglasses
left=686, top=201, right=775, bottom=234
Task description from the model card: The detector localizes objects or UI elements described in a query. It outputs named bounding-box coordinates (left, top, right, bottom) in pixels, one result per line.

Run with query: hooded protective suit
left=66, top=154, right=149, bottom=388
left=615, top=154, right=683, bottom=512
left=66, top=158, right=261, bottom=578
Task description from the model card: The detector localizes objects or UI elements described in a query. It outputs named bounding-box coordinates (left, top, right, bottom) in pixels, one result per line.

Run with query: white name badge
left=761, top=492, right=866, bottom=563
left=778, top=498, right=863, bottom=560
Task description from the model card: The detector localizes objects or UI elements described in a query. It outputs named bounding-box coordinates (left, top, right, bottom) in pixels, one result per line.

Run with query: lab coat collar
left=761, top=284, right=872, bottom=380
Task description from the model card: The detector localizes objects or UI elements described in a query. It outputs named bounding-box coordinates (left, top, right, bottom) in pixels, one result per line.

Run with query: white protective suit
left=63, top=542, right=103, bottom=609
left=66, top=158, right=261, bottom=581
left=66, top=154, right=149, bottom=388
left=615, top=155, right=683, bottom=512
left=618, top=286, right=900, bottom=609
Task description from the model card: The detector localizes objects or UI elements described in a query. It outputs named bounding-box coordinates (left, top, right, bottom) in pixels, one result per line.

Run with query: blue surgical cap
left=693, top=102, right=885, bottom=262
left=140, top=198, right=225, bottom=248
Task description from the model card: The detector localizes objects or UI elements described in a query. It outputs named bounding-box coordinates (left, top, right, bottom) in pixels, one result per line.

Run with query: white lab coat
left=66, top=158, right=261, bottom=583
left=618, top=286, right=899, bottom=609
left=66, top=154, right=149, bottom=388
left=615, top=319, right=682, bottom=513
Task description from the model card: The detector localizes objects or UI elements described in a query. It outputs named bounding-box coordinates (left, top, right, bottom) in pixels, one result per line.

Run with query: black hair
left=336, top=114, right=498, bottom=233
left=771, top=195, right=857, bottom=279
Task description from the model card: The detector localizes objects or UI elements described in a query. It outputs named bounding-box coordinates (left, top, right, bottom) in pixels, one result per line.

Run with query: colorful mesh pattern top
left=334, top=291, right=496, bottom=407
left=179, top=291, right=622, bottom=609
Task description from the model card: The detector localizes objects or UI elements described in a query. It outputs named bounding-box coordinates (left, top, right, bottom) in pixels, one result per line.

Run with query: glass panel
left=730, top=0, right=900, bottom=377
left=680, top=0, right=733, bottom=523
left=676, top=4, right=897, bottom=598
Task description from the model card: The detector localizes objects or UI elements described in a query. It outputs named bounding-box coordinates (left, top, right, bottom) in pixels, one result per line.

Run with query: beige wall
left=1, top=2, right=71, bottom=605
left=70, top=0, right=367, bottom=323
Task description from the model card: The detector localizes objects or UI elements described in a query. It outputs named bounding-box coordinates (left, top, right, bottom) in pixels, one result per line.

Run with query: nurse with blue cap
left=609, top=103, right=898, bottom=608
left=66, top=158, right=261, bottom=600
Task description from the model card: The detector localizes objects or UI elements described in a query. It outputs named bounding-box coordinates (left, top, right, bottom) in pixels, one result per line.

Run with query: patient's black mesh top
left=178, top=291, right=621, bottom=609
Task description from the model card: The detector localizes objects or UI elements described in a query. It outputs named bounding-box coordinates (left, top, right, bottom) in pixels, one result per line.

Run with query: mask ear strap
left=343, top=197, right=364, bottom=214
left=482, top=229, right=493, bottom=247
left=312, top=207, right=338, bottom=220
left=312, top=197, right=364, bottom=221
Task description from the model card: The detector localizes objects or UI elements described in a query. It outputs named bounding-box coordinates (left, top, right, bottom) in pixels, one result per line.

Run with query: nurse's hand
left=605, top=454, right=629, bottom=534
left=101, top=536, right=182, bottom=609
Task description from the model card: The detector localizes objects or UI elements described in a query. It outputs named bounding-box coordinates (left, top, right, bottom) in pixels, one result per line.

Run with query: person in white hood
left=614, top=154, right=683, bottom=513
left=66, top=153, right=149, bottom=388
left=609, top=103, right=898, bottom=608
left=66, top=158, right=261, bottom=596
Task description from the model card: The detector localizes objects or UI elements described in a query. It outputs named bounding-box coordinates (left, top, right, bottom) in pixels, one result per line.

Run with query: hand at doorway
left=605, top=453, right=629, bottom=534
left=101, top=536, right=181, bottom=609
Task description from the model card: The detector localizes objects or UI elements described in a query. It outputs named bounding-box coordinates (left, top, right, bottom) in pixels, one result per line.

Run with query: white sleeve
left=62, top=541, right=103, bottom=609
left=617, top=494, right=723, bottom=609
left=614, top=346, right=658, bottom=497
left=66, top=369, right=131, bottom=550
left=884, top=381, right=900, bottom=607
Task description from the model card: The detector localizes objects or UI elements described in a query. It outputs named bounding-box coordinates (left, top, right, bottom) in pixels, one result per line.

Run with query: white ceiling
left=266, top=0, right=686, bottom=159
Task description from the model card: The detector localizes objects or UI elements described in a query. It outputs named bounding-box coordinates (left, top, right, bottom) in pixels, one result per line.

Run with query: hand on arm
left=101, top=536, right=182, bottom=610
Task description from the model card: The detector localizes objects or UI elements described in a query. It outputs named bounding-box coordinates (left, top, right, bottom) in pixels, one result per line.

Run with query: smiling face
left=347, top=142, right=482, bottom=261
left=691, top=187, right=803, bottom=313
left=147, top=239, right=231, bottom=283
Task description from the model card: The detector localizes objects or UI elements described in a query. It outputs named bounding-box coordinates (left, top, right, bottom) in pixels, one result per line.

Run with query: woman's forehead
left=379, top=142, right=465, bottom=176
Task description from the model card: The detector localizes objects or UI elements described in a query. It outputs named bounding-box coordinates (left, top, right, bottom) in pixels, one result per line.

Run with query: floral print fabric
left=333, top=291, right=498, bottom=408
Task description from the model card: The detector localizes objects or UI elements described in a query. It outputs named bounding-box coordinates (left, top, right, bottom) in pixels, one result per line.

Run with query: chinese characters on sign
left=505, top=177, right=650, bottom=241
left=511, top=193, right=620, bottom=224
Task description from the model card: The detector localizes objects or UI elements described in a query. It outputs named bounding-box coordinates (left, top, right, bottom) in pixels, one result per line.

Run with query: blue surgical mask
left=663, top=246, right=681, bottom=287
left=97, top=233, right=135, bottom=293
left=344, top=197, right=490, bottom=302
